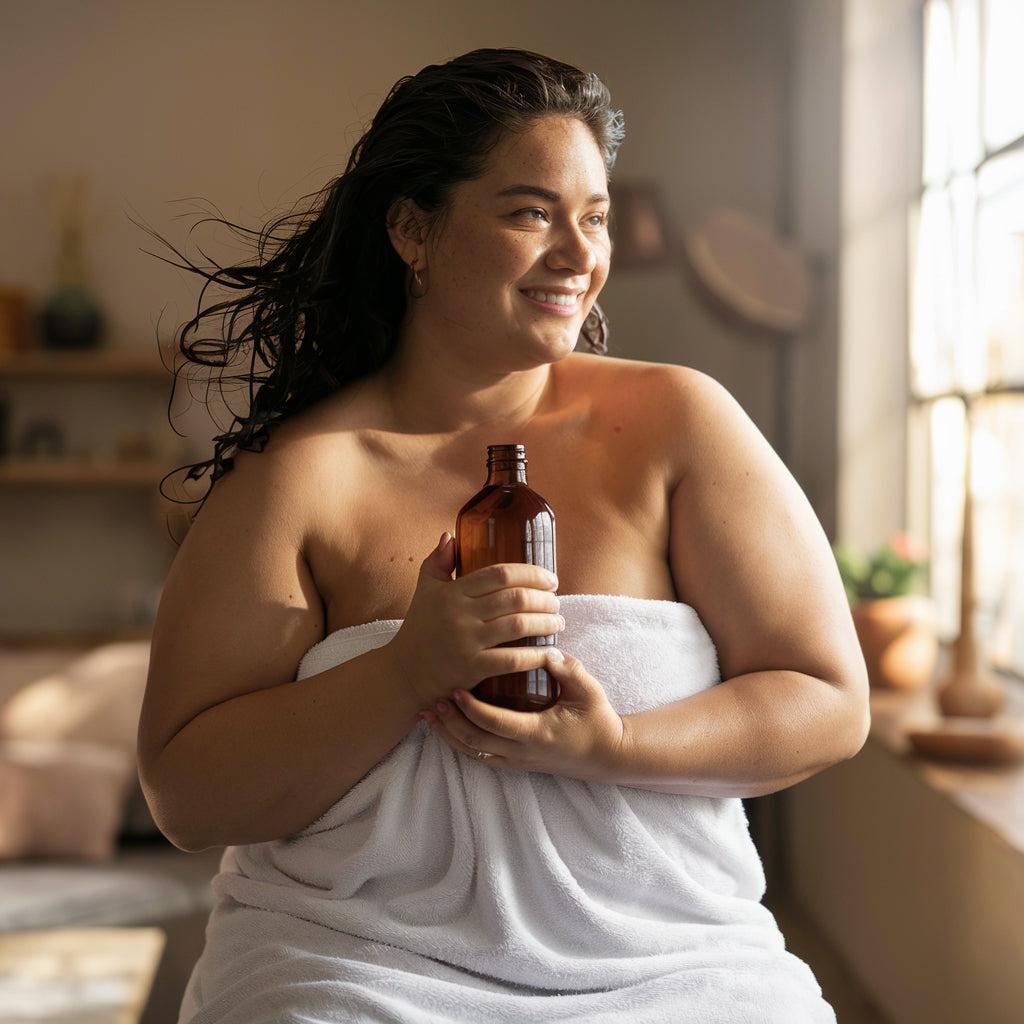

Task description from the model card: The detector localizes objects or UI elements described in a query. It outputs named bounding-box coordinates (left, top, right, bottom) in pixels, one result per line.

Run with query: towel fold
left=178, top=594, right=836, bottom=1023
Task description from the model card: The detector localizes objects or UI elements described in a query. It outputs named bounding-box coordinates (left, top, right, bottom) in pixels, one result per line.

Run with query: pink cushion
left=0, top=642, right=154, bottom=857
left=0, top=642, right=150, bottom=754
left=0, top=739, right=134, bottom=862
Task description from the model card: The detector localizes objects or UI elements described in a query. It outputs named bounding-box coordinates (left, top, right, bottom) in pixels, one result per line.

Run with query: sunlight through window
left=916, top=0, right=1024, bottom=677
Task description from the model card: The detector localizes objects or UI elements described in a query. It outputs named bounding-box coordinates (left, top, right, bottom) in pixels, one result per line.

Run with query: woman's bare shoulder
left=640, top=363, right=738, bottom=477
left=579, top=354, right=705, bottom=483
left=569, top=348, right=672, bottom=381
left=567, top=350, right=685, bottom=419
left=248, top=381, right=374, bottom=477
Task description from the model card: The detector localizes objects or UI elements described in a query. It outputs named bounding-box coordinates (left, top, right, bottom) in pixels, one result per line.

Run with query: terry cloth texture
left=178, top=593, right=836, bottom=1023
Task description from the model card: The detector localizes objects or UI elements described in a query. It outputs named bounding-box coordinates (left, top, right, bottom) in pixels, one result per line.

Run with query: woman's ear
left=385, top=197, right=429, bottom=267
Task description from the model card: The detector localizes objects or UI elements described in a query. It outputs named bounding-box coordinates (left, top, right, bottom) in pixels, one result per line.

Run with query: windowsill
left=866, top=642, right=1024, bottom=856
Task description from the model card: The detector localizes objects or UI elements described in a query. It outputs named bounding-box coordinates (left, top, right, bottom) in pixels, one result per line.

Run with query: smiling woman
left=378, top=112, right=614, bottom=422
left=133, top=46, right=842, bottom=1024
left=132, top=50, right=624, bottom=529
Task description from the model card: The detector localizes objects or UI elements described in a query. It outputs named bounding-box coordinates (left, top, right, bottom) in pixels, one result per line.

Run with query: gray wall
left=0, top=0, right=812, bottom=634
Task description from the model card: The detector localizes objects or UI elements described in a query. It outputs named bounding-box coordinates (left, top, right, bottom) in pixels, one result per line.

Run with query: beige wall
left=838, top=0, right=923, bottom=550
left=786, top=0, right=843, bottom=540
left=0, top=0, right=797, bottom=632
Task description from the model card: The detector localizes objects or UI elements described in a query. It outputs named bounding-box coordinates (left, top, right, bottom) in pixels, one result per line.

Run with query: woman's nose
left=547, top=228, right=599, bottom=274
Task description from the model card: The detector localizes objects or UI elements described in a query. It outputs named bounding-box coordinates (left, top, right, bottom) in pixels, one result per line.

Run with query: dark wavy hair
left=139, top=47, right=626, bottom=536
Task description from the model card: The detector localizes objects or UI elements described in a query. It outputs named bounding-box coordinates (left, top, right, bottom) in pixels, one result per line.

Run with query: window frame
left=913, top=0, right=1024, bottom=683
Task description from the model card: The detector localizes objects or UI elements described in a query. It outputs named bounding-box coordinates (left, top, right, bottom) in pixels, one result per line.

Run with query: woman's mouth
left=519, top=289, right=582, bottom=316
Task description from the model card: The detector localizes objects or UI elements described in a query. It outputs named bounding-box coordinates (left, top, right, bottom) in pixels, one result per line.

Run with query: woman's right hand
left=387, top=532, right=563, bottom=710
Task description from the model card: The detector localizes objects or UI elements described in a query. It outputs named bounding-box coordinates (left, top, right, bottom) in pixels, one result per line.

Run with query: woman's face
left=404, top=115, right=612, bottom=363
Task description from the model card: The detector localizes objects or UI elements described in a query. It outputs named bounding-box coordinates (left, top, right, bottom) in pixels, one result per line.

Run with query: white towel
left=178, top=594, right=836, bottom=1023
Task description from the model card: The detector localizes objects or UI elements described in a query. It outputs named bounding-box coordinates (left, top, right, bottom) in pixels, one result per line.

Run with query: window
left=911, top=0, right=1024, bottom=676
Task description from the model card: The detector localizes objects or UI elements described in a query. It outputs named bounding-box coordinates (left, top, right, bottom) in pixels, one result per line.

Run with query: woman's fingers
left=421, top=702, right=513, bottom=760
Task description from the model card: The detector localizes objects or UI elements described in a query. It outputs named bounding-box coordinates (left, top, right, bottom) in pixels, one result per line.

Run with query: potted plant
left=833, top=532, right=938, bottom=690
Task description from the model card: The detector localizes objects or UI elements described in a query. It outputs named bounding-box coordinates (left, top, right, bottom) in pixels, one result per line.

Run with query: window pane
left=910, top=189, right=956, bottom=394
left=924, top=0, right=983, bottom=183
left=924, top=0, right=956, bottom=183
left=982, top=0, right=1024, bottom=151
left=907, top=400, right=933, bottom=598
left=972, top=399, right=1023, bottom=675
left=929, top=398, right=966, bottom=641
left=976, top=160, right=1024, bottom=387
left=976, top=142, right=1024, bottom=198
left=928, top=398, right=1023, bottom=675
left=951, top=0, right=982, bottom=172
left=910, top=179, right=982, bottom=395
left=918, top=0, right=1024, bottom=685
left=950, top=173, right=984, bottom=390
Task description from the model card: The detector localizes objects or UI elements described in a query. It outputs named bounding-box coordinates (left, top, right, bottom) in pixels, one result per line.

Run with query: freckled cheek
left=449, top=228, right=523, bottom=283
left=445, top=264, right=515, bottom=312
left=461, top=250, right=531, bottom=305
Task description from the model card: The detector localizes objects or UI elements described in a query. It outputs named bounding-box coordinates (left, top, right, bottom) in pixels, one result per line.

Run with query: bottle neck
left=486, top=458, right=528, bottom=485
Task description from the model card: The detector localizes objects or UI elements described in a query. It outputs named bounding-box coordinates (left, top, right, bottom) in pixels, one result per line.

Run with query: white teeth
left=524, top=290, right=578, bottom=306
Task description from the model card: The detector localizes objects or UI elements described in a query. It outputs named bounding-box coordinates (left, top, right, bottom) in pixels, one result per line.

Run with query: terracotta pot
left=851, top=595, right=938, bottom=690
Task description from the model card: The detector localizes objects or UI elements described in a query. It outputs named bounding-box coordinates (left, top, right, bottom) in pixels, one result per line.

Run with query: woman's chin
left=525, top=317, right=580, bottom=342
left=533, top=333, right=578, bottom=359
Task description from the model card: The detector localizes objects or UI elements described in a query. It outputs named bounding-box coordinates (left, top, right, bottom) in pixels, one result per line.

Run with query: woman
left=138, top=47, right=866, bottom=1023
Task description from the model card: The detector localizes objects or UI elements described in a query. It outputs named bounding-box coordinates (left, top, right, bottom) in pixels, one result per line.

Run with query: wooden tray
left=905, top=717, right=1024, bottom=765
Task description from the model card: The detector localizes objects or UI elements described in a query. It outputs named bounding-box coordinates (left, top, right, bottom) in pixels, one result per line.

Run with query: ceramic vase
left=852, top=595, right=938, bottom=690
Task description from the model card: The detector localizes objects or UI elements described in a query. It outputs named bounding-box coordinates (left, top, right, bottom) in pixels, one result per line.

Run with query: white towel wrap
left=178, top=593, right=836, bottom=1022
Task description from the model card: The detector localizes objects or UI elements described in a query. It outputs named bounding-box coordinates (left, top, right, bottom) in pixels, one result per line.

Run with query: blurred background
left=1, top=1, right=1021, bottom=1022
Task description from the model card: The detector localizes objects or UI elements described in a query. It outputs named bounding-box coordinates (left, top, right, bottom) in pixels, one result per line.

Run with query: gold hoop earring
left=578, top=300, right=609, bottom=354
left=409, top=258, right=427, bottom=299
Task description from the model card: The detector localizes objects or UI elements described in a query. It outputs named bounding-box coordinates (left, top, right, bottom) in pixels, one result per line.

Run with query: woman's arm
left=144, top=643, right=420, bottom=851
left=137, top=432, right=420, bottom=851
left=598, top=367, right=870, bottom=798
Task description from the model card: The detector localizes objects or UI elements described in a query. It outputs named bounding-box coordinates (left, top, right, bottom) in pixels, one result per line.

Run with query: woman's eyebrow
left=494, top=184, right=610, bottom=204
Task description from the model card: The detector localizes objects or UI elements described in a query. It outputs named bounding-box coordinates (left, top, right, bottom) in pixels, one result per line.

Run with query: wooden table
left=0, top=927, right=165, bottom=1024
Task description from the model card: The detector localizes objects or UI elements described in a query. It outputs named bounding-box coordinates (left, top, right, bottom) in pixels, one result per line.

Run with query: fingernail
left=549, top=648, right=564, bottom=662
left=436, top=701, right=450, bottom=715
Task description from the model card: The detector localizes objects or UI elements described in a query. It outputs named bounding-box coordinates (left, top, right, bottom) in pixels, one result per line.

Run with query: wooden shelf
left=0, top=456, right=187, bottom=486
left=0, top=347, right=175, bottom=380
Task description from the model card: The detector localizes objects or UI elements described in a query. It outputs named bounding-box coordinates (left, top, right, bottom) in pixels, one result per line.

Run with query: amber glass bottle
left=454, top=443, right=559, bottom=712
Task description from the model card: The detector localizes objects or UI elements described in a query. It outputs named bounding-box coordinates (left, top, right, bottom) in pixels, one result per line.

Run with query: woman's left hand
left=417, top=649, right=627, bottom=782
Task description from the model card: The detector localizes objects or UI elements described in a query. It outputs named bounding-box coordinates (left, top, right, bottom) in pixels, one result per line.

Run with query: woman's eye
left=515, top=209, right=608, bottom=227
